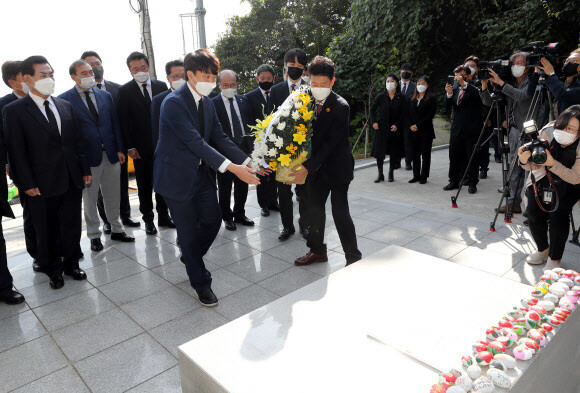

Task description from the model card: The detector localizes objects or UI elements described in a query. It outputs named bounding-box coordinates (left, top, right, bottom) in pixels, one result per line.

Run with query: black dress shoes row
left=0, top=289, right=25, bottom=305
left=49, top=275, right=65, bottom=290
left=122, top=217, right=141, bottom=227
left=195, top=288, right=218, bottom=307
left=224, top=219, right=236, bottom=231
left=111, top=232, right=135, bottom=242
left=145, top=221, right=158, bottom=235
left=278, top=227, right=295, bottom=241
left=158, top=216, right=176, bottom=228
left=64, top=268, right=87, bottom=281
left=443, top=183, right=459, bottom=191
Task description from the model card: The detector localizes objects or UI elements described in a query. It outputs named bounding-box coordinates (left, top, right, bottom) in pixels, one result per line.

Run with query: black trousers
left=133, top=156, right=169, bottom=222
left=20, top=195, right=37, bottom=259
left=97, top=157, right=131, bottom=224
left=307, top=180, right=361, bottom=263
left=376, top=153, right=398, bottom=176
left=278, top=183, right=307, bottom=230
left=257, top=172, right=278, bottom=209
left=24, top=186, right=82, bottom=277
left=526, top=184, right=580, bottom=261
left=411, top=136, right=432, bottom=181
left=448, top=133, right=479, bottom=186
left=0, top=220, right=12, bottom=293
left=217, top=171, right=248, bottom=221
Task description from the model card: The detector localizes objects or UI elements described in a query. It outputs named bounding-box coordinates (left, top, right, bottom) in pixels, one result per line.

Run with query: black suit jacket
left=3, top=95, right=90, bottom=197
left=409, top=94, right=437, bottom=140
left=400, top=80, right=416, bottom=100
left=212, top=93, right=253, bottom=154
left=303, top=91, right=354, bottom=185
left=269, top=79, right=307, bottom=110
left=151, top=89, right=171, bottom=147
left=117, top=79, right=168, bottom=157
left=445, top=84, right=482, bottom=138
left=245, top=87, right=273, bottom=126
left=102, top=79, right=121, bottom=107
left=0, top=93, right=19, bottom=167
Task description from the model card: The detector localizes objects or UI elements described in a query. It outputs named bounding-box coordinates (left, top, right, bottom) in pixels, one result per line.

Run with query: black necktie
left=84, top=91, right=99, bottom=121
left=97, top=83, right=102, bottom=89
left=142, top=83, right=151, bottom=106
left=43, top=100, right=59, bottom=134
left=197, top=98, right=205, bottom=138
left=229, top=97, right=243, bottom=144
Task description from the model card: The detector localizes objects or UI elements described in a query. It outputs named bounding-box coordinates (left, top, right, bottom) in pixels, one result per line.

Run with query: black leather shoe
left=224, top=219, right=236, bottom=231
left=90, top=239, right=104, bottom=252
left=443, top=183, right=459, bottom=191
left=479, top=170, right=488, bottom=179
left=64, top=268, right=87, bottom=280
left=408, top=178, right=419, bottom=183
left=0, top=289, right=25, bottom=305
left=111, top=232, right=135, bottom=242
left=374, top=174, right=384, bottom=183
left=158, top=216, right=176, bottom=228
left=234, top=215, right=254, bottom=227
left=468, top=185, right=477, bottom=194
left=145, top=222, right=157, bottom=235
left=32, top=260, right=41, bottom=272
left=269, top=204, right=280, bottom=212
left=103, top=222, right=111, bottom=234
left=419, top=179, right=427, bottom=184
left=405, top=164, right=413, bottom=171
left=49, top=275, right=65, bottom=289
left=122, top=217, right=141, bottom=227
left=388, top=173, right=394, bottom=182
left=278, top=227, right=295, bottom=241
left=261, top=208, right=270, bottom=217
left=195, top=288, right=218, bottom=307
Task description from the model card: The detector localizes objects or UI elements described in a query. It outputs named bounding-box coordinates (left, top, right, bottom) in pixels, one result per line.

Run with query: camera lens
left=531, top=146, right=547, bottom=165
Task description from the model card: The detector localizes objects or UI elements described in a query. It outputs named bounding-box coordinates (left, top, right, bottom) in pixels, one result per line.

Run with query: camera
left=447, top=76, right=455, bottom=86
left=522, top=41, right=561, bottom=68
left=521, top=120, right=550, bottom=164
left=478, top=58, right=512, bottom=81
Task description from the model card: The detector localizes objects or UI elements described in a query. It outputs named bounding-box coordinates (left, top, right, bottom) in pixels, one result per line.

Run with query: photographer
left=518, top=105, right=580, bottom=265
left=480, top=52, right=532, bottom=213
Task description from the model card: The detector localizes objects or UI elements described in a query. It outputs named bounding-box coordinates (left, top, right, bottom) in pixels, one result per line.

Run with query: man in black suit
left=1, top=61, right=38, bottom=269
left=212, top=70, right=255, bottom=230
left=245, top=64, right=280, bottom=217
left=152, top=60, right=185, bottom=148
left=117, top=52, right=173, bottom=235
left=3, top=56, right=91, bottom=289
left=400, top=63, right=416, bottom=171
left=81, top=51, right=141, bottom=231
left=444, top=65, right=482, bottom=194
left=269, top=48, right=309, bottom=241
left=291, top=56, right=361, bottom=266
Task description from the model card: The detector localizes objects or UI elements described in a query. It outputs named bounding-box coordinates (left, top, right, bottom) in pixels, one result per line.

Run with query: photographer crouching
left=480, top=52, right=532, bottom=213
left=518, top=105, right=580, bottom=266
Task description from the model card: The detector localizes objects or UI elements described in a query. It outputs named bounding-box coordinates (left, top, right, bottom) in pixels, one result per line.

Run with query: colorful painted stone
left=446, top=387, right=468, bottom=393
left=441, top=381, right=453, bottom=390
left=430, top=384, right=446, bottom=393
left=486, top=328, right=499, bottom=341
left=552, top=311, right=568, bottom=322
left=518, top=337, right=540, bottom=353
left=549, top=283, right=568, bottom=297
left=537, top=327, right=547, bottom=335
left=547, top=315, right=561, bottom=326
left=462, top=355, right=474, bottom=367
left=494, top=354, right=517, bottom=369
left=554, top=307, right=571, bottom=315
left=520, top=297, right=538, bottom=307
left=538, top=300, right=555, bottom=312
left=439, top=372, right=457, bottom=384
left=511, top=325, right=525, bottom=335
left=487, top=368, right=512, bottom=389
left=559, top=277, right=574, bottom=288
left=572, top=285, right=580, bottom=293
left=515, top=317, right=527, bottom=326
left=540, top=274, right=554, bottom=284
left=565, top=291, right=579, bottom=303
left=467, top=364, right=482, bottom=379
left=543, top=293, right=559, bottom=304
left=527, top=329, right=547, bottom=346
left=508, top=308, right=523, bottom=319
left=543, top=270, right=559, bottom=281
left=454, top=376, right=473, bottom=392
left=473, top=342, right=488, bottom=353
left=529, top=305, right=547, bottom=318
left=488, top=341, right=506, bottom=355
left=559, top=297, right=576, bottom=310
left=495, top=336, right=513, bottom=348
left=541, top=323, right=553, bottom=332
left=499, top=327, right=518, bottom=341
left=475, top=351, right=494, bottom=366
left=532, top=282, right=550, bottom=296
left=575, top=276, right=580, bottom=285
left=551, top=267, right=565, bottom=276
left=449, top=369, right=462, bottom=378
left=513, top=344, right=534, bottom=360
left=488, top=359, right=506, bottom=372
left=525, top=311, right=541, bottom=330
left=561, top=270, right=576, bottom=280
left=473, top=376, right=495, bottom=393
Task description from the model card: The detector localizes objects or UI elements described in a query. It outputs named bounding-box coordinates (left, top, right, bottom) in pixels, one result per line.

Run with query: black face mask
left=287, top=66, right=303, bottom=81
left=93, top=66, right=104, bottom=80
left=401, top=71, right=412, bottom=80
left=259, top=80, right=273, bottom=91
left=563, top=62, right=579, bottom=77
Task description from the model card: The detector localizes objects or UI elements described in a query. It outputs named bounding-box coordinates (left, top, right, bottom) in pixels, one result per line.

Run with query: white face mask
left=385, top=82, right=396, bottom=92
left=221, top=88, right=237, bottom=99
left=417, top=85, right=428, bottom=93
left=19, top=82, right=30, bottom=95
left=79, top=76, right=96, bottom=90
left=511, top=65, right=525, bottom=78
left=553, top=129, right=578, bottom=145
left=192, top=75, right=216, bottom=96
left=133, top=71, right=150, bottom=83
left=34, top=77, right=55, bottom=95
left=171, top=79, right=186, bottom=90
left=310, top=87, right=331, bottom=102
left=469, top=67, right=477, bottom=75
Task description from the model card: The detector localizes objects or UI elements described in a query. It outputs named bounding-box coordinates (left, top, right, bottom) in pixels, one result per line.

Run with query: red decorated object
left=496, top=336, right=513, bottom=348
left=488, top=341, right=506, bottom=355
left=498, top=320, right=513, bottom=328
left=519, top=338, right=540, bottom=353
left=430, top=384, right=446, bottom=393
left=440, top=372, right=457, bottom=384
left=475, top=351, right=494, bottom=365
left=530, top=305, right=547, bottom=317
left=541, top=323, right=553, bottom=332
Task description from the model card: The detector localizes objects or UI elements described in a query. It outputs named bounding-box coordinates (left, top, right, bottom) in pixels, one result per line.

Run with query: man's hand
left=410, top=125, right=418, bottom=132
left=289, top=164, right=308, bottom=184
left=228, top=163, right=260, bottom=185
left=518, top=145, right=531, bottom=165
left=257, top=167, right=272, bottom=176
left=128, top=148, right=140, bottom=160
left=445, top=83, right=453, bottom=95
left=488, top=69, right=504, bottom=86
left=24, top=188, right=41, bottom=197
left=539, top=150, right=555, bottom=167
left=455, top=75, right=466, bottom=87
left=372, top=123, right=379, bottom=130
left=539, top=57, right=554, bottom=75
left=84, top=176, right=92, bottom=185
left=117, top=152, right=126, bottom=165
left=391, top=125, right=397, bottom=132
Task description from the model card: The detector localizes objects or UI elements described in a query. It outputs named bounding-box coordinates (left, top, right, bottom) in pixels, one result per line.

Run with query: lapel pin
left=326, top=108, right=330, bottom=112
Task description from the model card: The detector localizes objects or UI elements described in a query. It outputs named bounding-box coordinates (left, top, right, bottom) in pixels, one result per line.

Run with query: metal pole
left=195, top=0, right=207, bottom=48
left=138, top=0, right=157, bottom=78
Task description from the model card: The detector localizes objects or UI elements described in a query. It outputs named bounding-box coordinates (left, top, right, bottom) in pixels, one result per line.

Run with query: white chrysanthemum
left=280, top=108, right=291, bottom=118
left=268, top=133, right=277, bottom=142
left=291, top=111, right=301, bottom=120
left=271, top=117, right=279, bottom=126
left=276, top=122, right=286, bottom=130
left=274, top=137, right=284, bottom=148
left=292, top=94, right=300, bottom=103
left=267, top=148, right=278, bottom=157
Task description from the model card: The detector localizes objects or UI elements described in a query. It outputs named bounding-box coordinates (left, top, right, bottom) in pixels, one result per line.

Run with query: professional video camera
left=478, top=57, right=511, bottom=81
left=521, top=120, right=550, bottom=165
left=522, top=41, right=561, bottom=68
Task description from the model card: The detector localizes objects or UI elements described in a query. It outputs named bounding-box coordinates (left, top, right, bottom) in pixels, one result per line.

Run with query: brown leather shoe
left=294, top=252, right=328, bottom=266
left=497, top=204, right=522, bottom=214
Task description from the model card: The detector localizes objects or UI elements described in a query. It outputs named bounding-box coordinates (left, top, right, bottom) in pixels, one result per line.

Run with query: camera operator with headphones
left=480, top=52, right=532, bottom=214
left=518, top=105, right=580, bottom=266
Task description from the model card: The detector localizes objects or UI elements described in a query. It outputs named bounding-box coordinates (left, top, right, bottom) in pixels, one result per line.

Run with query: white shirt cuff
left=218, top=159, right=231, bottom=173
left=446, top=93, right=453, bottom=99
left=242, top=157, right=250, bottom=166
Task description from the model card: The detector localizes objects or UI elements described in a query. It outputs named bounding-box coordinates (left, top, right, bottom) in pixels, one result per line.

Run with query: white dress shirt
left=75, top=85, right=99, bottom=113
left=259, top=87, right=269, bottom=102
left=29, top=92, right=61, bottom=134
left=221, top=92, right=245, bottom=136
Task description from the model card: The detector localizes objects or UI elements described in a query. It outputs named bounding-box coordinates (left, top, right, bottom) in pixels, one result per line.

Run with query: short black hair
left=308, top=56, right=335, bottom=79
left=401, top=63, right=413, bottom=72
left=386, top=74, right=400, bottom=84
left=464, top=55, right=479, bottom=65
left=219, top=69, right=239, bottom=83
left=126, top=51, right=149, bottom=69
left=183, top=49, right=220, bottom=80
left=165, top=59, right=184, bottom=76
left=284, top=48, right=307, bottom=67
left=1, top=60, right=22, bottom=88
left=69, top=60, right=91, bottom=76
left=256, top=64, right=275, bottom=78
left=21, top=56, right=52, bottom=77
left=81, top=51, right=102, bottom=62
left=454, top=65, right=470, bottom=75
left=553, top=104, right=580, bottom=131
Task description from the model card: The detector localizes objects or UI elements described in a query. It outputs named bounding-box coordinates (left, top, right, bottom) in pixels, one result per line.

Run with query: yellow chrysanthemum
left=262, top=115, right=273, bottom=128
left=298, top=104, right=309, bottom=114
left=269, top=161, right=278, bottom=171
left=286, top=143, right=297, bottom=155
left=295, top=124, right=307, bottom=135
left=278, top=154, right=292, bottom=167
left=293, top=132, right=307, bottom=145
left=299, top=94, right=311, bottom=106
left=302, top=110, right=314, bottom=121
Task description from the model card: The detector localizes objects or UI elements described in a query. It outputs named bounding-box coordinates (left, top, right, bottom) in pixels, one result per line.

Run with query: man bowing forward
left=153, top=49, right=259, bottom=307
